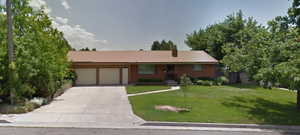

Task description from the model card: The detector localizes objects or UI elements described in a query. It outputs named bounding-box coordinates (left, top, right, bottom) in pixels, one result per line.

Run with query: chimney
left=172, top=46, right=178, bottom=57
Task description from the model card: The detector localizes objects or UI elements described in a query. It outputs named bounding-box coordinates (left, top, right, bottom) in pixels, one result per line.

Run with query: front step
left=165, top=80, right=178, bottom=86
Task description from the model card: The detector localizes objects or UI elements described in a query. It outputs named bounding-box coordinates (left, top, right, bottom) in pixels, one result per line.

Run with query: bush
left=64, top=70, right=77, bottom=83
left=0, top=100, right=41, bottom=114
left=190, top=77, right=214, bottom=83
left=196, top=80, right=214, bottom=86
left=180, top=74, right=193, bottom=86
left=138, top=78, right=163, bottom=82
left=214, top=76, right=229, bottom=86
left=23, top=101, right=40, bottom=112
left=30, top=97, right=47, bottom=106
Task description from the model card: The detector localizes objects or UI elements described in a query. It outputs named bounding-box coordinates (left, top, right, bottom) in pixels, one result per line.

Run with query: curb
left=143, top=121, right=300, bottom=131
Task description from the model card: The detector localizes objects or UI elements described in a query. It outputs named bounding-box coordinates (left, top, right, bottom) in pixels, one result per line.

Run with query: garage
left=75, top=67, right=128, bottom=86
left=75, top=68, right=97, bottom=85
left=99, top=68, right=120, bottom=85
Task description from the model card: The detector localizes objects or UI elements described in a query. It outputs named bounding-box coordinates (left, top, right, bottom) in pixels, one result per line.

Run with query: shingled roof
left=68, top=50, right=218, bottom=64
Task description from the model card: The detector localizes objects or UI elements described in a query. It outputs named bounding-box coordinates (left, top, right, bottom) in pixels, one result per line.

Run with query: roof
left=68, top=50, right=218, bottom=64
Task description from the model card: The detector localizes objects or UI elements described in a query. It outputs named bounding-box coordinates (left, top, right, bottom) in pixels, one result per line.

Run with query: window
left=138, top=64, right=155, bottom=74
left=193, top=64, right=203, bottom=71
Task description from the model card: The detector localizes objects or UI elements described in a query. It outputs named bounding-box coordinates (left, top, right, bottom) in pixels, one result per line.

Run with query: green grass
left=126, top=85, right=171, bottom=94
left=128, top=85, right=300, bottom=125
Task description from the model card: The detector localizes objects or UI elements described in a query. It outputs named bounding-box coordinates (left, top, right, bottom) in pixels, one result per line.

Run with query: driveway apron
left=12, top=86, right=144, bottom=127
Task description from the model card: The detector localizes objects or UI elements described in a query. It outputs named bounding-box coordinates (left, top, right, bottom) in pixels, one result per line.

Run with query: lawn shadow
left=222, top=96, right=300, bottom=125
left=228, top=84, right=261, bottom=89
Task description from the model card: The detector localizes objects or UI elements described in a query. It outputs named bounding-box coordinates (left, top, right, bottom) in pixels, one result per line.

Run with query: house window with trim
left=138, top=64, right=155, bottom=74
left=193, top=64, right=203, bottom=71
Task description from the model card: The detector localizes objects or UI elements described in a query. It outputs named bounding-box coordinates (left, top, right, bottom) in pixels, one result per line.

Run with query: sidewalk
left=143, top=121, right=300, bottom=131
left=127, top=86, right=180, bottom=97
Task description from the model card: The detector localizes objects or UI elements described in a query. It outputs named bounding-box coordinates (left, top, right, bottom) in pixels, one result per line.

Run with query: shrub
left=30, top=97, right=47, bottom=106
left=0, top=100, right=41, bottom=114
left=197, top=80, right=214, bottom=86
left=138, top=78, right=163, bottom=82
left=190, top=77, right=214, bottom=83
left=23, top=101, right=40, bottom=112
left=214, top=76, right=229, bottom=86
left=180, top=74, right=193, bottom=86
left=64, top=70, right=77, bottom=83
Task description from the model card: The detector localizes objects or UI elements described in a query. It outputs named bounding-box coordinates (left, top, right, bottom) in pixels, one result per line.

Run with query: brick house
left=68, top=49, right=218, bottom=85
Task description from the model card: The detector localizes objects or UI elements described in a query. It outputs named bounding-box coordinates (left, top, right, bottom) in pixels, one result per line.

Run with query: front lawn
left=128, top=85, right=300, bottom=125
left=126, top=85, right=171, bottom=94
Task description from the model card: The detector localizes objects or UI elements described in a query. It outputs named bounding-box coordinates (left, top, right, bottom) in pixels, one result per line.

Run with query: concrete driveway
left=11, top=86, right=144, bottom=127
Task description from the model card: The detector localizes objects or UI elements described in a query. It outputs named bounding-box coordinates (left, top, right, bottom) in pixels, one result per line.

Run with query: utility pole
left=6, top=0, right=15, bottom=104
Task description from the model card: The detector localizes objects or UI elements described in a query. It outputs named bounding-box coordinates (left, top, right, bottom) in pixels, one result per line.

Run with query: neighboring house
left=68, top=49, right=218, bottom=85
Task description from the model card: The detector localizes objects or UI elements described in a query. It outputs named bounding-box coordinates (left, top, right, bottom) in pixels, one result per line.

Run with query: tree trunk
left=297, top=90, right=300, bottom=110
left=6, top=0, right=15, bottom=105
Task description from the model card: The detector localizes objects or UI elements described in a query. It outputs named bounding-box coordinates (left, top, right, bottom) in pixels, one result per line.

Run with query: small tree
left=151, top=40, right=177, bottom=50
left=180, top=74, right=193, bottom=108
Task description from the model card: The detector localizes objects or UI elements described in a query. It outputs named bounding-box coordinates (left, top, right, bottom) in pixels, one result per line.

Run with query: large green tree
left=288, top=0, right=300, bottom=31
left=185, top=10, right=261, bottom=60
left=222, top=7, right=300, bottom=109
left=151, top=40, right=177, bottom=50
left=0, top=0, right=71, bottom=101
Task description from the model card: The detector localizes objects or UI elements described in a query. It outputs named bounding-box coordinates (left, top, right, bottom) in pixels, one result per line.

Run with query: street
left=0, top=127, right=298, bottom=135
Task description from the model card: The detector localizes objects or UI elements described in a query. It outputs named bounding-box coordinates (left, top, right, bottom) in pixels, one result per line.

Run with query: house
left=68, top=49, right=218, bottom=85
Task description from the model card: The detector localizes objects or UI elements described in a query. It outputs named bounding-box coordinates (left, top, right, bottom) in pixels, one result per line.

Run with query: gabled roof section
left=68, top=50, right=218, bottom=64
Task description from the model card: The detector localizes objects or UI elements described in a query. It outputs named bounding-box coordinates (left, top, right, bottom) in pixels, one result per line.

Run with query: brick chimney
left=172, top=46, right=178, bottom=57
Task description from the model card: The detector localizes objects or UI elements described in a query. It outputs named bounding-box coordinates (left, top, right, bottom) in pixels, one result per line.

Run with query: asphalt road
left=0, top=127, right=298, bottom=135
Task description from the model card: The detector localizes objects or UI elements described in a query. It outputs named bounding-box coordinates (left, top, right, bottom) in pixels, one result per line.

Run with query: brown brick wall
left=129, top=64, right=166, bottom=84
left=174, top=64, right=217, bottom=79
left=129, top=64, right=217, bottom=84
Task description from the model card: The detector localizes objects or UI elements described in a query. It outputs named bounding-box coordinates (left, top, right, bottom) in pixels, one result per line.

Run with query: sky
left=1, top=0, right=291, bottom=50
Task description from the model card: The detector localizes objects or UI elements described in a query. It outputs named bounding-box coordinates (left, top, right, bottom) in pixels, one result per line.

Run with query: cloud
left=29, top=0, right=51, bottom=14
left=52, top=17, right=108, bottom=50
left=55, top=16, right=68, bottom=24
left=29, top=0, right=46, bottom=9
left=28, top=0, right=107, bottom=50
left=61, top=0, right=70, bottom=11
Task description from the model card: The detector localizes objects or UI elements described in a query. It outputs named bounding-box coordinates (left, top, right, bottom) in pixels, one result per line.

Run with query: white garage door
left=75, top=68, right=97, bottom=85
left=99, top=68, right=120, bottom=85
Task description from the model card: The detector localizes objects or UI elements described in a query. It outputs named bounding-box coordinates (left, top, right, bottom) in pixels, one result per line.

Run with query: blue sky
left=2, top=0, right=292, bottom=50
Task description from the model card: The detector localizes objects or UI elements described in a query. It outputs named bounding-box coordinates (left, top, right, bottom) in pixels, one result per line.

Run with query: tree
left=288, top=0, right=300, bottom=109
left=222, top=14, right=300, bottom=109
left=288, top=0, right=300, bottom=32
left=151, top=41, right=160, bottom=50
left=6, top=0, right=15, bottom=104
left=185, top=29, right=208, bottom=51
left=180, top=74, right=193, bottom=109
left=222, top=19, right=269, bottom=78
left=185, top=10, right=261, bottom=60
left=151, top=40, right=177, bottom=50
left=0, top=0, right=71, bottom=101
left=79, top=47, right=96, bottom=51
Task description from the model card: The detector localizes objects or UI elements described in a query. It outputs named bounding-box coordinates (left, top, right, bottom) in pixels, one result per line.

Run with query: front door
left=166, top=65, right=175, bottom=80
